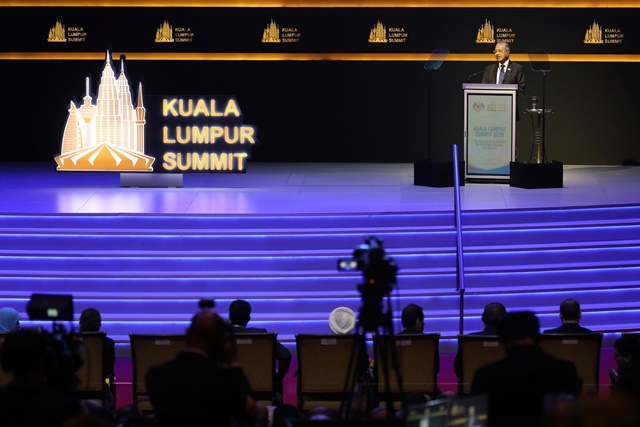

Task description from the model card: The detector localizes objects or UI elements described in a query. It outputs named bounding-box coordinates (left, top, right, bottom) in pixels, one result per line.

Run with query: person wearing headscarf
left=329, top=307, right=356, bottom=335
left=0, top=307, right=20, bottom=332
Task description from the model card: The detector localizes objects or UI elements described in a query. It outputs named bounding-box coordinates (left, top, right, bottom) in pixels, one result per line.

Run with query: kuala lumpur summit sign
left=54, top=51, right=258, bottom=173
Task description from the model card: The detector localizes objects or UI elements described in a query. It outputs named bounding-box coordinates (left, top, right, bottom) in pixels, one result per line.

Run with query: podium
left=463, top=83, right=517, bottom=182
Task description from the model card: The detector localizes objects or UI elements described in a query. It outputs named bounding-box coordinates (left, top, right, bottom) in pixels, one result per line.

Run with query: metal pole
left=453, top=145, right=465, bottom=334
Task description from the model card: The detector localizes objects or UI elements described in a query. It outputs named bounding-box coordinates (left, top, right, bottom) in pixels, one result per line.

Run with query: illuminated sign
left=585, top=20, right=624, bottom=44
left=54, top=51, right=258, bottom=174
left=262, top=19, right=300, bottom=43
left=55, top=51, right=154, bottom=171
left=47, top=19, right=87, bottom=43
left=155, top=20, right=195, bottom=43
left=147, top=95, right=258, bottom=173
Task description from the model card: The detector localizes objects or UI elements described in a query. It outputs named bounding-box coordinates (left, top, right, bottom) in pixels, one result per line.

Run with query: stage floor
left=1, top=163, right=639, bottom=214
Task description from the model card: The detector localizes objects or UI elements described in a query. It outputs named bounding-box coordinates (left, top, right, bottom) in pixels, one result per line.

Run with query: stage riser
left=1, top=246, right=640, bottom=272
left=0, top=206, right=639, bottom=353
left=2, top=205, right=639, bottom=229
left=2, top=267, right=639, bottom=290
left=1, top=231, right=639, bottom=255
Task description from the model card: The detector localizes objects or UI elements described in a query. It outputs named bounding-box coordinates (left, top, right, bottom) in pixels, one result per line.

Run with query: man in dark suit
left=453, top=302, right=507, bottom=378
left=79, top=308, right=116, bottom=382
left=482, top=42, right=525, bottom=95
left=146, top=310, right=257, bottom=427
left=228, top=299, right=291, bottom=402
left=397, top=303, right=425, bottom=335
left=611, top=334, right=640, bottom=398
left=471, top=311, right=582, bottom=427
left=543, top=299, right=593, bottom=334
left=482, top=42, right=525, bottom=123
left=397, top=303, right=440, bottom=397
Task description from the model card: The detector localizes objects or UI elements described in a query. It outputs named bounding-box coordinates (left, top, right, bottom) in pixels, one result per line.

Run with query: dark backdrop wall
left=2, top=3, right=638, bottom=165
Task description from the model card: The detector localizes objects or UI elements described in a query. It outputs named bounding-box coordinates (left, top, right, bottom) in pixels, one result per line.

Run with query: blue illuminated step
left=0, top=204, right=639, bottom=353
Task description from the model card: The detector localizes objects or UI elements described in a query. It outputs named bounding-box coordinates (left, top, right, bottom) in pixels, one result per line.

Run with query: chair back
left=538, top=333, right=603, bottom=395
left=0, top=333, right=12, bottom=387
left=75, top=332, right=106, bottom=402
left=295, top=334, right=364, bottom=409
left=457, top=335, right=506, bottom=394
left=234, top=333, right=277, bottom=400
left=129, top=334, right=187, bottom=409
left=373, top=333, right=440, bottom=398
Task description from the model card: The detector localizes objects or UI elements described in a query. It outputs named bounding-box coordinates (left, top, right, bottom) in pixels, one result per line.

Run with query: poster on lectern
left=463, top=84, right=517, bottom=182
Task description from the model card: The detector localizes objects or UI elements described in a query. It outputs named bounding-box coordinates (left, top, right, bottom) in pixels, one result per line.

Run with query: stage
left=1, top=161, right=639, bottom=404
left=1, top=162, right=639, bottom=214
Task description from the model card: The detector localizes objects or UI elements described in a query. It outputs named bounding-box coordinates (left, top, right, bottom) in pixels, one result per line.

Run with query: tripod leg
left=340, top=327, right=367, bottom=419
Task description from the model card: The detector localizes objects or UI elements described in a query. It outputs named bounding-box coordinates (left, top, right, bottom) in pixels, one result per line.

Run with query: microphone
left=467, top=70, right=485, bottom=83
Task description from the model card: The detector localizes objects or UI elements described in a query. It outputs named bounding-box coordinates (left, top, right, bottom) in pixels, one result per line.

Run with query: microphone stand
left=541, top=69, right=549, bottom=163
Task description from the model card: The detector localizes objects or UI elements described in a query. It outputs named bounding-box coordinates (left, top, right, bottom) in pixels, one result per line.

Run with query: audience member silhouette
left=398, top=304, right=425, bottom=334
left=228, top=299, right=292, bottom=396
left=145, top=310, right=257, bottom=427
left=0, top=307, right=20, bottom=332
left=328, top=306, right=357, bottom=334
left=397, top=303, right=440, bottom=398
left=543, top=299, right=593, bottom=334
left=79, top=308, right=116, bottom=384
left=611, top=334, right=640, bottom=398
left=453, top=302, right=507, bottom=378
left=471, top=311, right=582, bottom=427
left=0, top=328, right=83, bottom=427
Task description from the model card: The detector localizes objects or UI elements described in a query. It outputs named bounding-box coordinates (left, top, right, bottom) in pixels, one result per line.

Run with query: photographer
left=0, top=328, right=82, bottom=427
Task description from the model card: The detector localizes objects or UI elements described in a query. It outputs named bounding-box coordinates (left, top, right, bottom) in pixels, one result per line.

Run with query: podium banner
left=463, top=84, right=516, bottom=181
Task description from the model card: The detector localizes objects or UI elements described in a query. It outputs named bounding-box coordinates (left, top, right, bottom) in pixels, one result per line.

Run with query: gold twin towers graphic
left=54, top=52, right=154, bottom=172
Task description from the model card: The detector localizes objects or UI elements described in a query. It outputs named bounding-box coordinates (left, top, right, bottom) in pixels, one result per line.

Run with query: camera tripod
left=339, top=293, right=404, bottom=419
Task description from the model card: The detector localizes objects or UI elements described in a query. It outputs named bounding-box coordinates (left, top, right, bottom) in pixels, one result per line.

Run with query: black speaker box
left=414, top=160, right=466, bottom=188
left=26, top=294, right=74, bottom=321
left=509, top=161, right=563, bottom=189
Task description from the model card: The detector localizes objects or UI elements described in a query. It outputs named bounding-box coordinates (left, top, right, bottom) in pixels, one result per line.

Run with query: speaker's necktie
left=498, top=64, right=506, bottom=84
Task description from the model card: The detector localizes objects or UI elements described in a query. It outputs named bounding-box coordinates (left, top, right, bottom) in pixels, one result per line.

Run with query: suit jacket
left=481, top=61, right=525, bottom=95
left=543, top=323, right=594, bottom=334
left=104, top=336, right=116, bottom=379
left=482, top=61, right=525, bottom=122
left=471, top=345, right=581, bottom=427
left=231, top=326, right=292, bottom=375
left=146, top=351, right=252, bottom=427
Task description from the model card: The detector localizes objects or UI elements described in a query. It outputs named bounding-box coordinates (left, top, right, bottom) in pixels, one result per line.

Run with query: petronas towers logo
left=262, top=19, right=281, bottom=43
left=369, top=20, right=387, bottom=43
left=47, top=19, right=66, bottom=42
left=476, top=19, right=495, bottom=43
left=155, top=20, right=174, bottom=43
left=55, top=51, right=154, bottom=172
left=584, top=21, right=603, bottom=44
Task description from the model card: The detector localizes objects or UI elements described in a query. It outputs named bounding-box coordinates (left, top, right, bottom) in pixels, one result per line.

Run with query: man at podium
left=482, top=42, right=525, bottom=96
left=482, top=42, right=525, bottom=124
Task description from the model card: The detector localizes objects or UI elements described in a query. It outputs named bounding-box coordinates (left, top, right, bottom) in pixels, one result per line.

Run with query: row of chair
left=128, top=332, right=603, bottom=410
left=0, top=332, right=604, bottom=410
